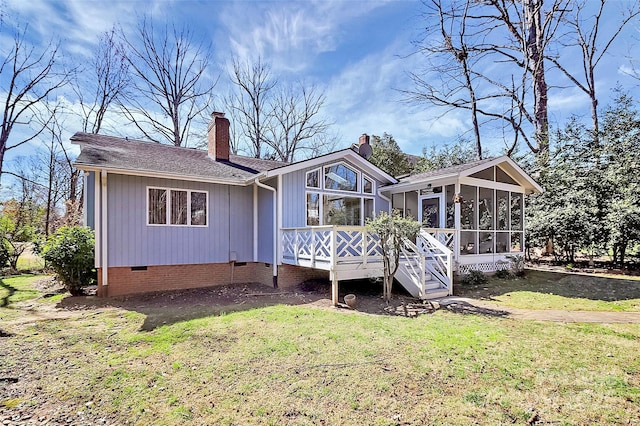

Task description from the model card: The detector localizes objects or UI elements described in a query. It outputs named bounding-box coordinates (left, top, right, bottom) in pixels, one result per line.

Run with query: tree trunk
left=526, top=0, right=550, bottom=165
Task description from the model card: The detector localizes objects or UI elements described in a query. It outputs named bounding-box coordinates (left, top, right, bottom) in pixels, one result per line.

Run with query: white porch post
left=277, top=175, right=283, bottom=266
left=100, top=169, right=108, bottom=290
left=331, top=227, right=338, bottom=306
left=454, top=181, right=461, bottom=262
left=253, top=184, right=258, bottom=262
left=94, top=172, right=101, bottom=268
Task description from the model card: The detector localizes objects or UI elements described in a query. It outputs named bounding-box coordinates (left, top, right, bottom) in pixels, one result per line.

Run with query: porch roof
left=386, top=156, right=543, bottom=194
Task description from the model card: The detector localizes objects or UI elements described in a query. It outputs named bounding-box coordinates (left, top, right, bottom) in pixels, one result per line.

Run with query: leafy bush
left=494, top=268, right=513, bottom=279
left=506, top=254, right=526, bottom=277
left=41, top=226, right=96, bottom=295
left=460, top=269, right=488, bottom=286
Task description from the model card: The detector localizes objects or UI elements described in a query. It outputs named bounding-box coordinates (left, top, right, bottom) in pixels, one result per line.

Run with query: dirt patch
left=52, top=279, right=429, bottom=329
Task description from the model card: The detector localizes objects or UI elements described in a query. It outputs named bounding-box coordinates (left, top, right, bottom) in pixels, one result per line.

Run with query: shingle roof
left=71, top=133, right=285, bottom=184
left=399, top=157, right=495, bottom=183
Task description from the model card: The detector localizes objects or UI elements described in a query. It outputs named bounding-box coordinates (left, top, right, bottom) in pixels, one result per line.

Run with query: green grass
left=457, top=269, right=640, bottom=312
left=0, top=274, right=43, bottom=306
left=2, top=274, right=640, bottom=424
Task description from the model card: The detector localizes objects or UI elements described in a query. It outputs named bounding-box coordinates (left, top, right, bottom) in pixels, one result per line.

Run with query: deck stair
left=395, top=230, right=453, bottom=300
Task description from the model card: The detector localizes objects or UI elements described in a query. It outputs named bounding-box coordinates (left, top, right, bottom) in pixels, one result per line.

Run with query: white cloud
left=323, top=34, right=469, bottom=155
left=219, top=0, right=391, bottom=73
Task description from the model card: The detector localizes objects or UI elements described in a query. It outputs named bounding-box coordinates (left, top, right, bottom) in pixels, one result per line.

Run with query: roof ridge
left=72, top=132, right=289, bottom=166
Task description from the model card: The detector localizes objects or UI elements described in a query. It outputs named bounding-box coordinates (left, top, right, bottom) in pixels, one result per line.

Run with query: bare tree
left=223, top=57, right=333, bottom=161
left=548, top=0, right=640, bottom=137
left=120, top=18, right=215, bottom=147
left=223, top=57, right=276, bottom=158
left=409, top=0, right=570, bottom=164
left=406, top=0, right=484, bottom=159
left=264, top=82, right=330, bottom=162
left=73, top=26, right=130, bottom=134
left=0, top=27, right=71, bottom=176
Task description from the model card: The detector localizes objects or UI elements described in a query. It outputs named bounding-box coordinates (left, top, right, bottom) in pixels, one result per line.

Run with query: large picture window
left=323, top=195, right=361, bottom=226
left=304, top=162, right=376, bottom=226
left=324, top=163, right=358, bottom=192
left=148, top=187, right=208, bottom=226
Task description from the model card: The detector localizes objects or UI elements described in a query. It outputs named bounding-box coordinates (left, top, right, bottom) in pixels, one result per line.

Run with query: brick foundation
left=96, top=262, right=330, bottom=297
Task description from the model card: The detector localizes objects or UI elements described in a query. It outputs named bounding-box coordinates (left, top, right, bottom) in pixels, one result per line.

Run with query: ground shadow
left=54, top=278, right=474, bottom=330
left=0, top=278, right=15, bottom=308
left=456, top=269, right=640, bottom=302
left=57, top=282, right=330, bottom=331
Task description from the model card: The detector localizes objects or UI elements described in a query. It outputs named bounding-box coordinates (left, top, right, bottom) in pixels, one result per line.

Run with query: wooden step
left=423, top=288, right=450, bottom=300
left=424, top=279, right=440, bottom=290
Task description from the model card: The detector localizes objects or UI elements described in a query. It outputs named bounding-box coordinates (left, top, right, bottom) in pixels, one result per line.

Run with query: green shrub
left=494, top=268, right=513, bottom=279
left=460, top=269, right=488, bottom=286
left=41, top=226, right=96, bottom=296
left=506, top=254, right=526, bottom=277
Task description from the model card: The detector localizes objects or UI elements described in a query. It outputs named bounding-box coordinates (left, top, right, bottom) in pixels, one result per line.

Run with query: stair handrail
left=400, top=237, right=426, bottom=298
left=418, top=229, right=454, bottom=295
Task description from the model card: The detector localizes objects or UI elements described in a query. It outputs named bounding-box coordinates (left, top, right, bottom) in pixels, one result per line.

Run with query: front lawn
left=1, top=275, right=639, bottom=425
left=456, top=269, right=640, bottom=312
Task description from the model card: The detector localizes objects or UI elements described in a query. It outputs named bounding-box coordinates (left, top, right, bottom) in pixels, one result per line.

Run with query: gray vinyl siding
left=281, top=160, right=391, bottom=228
left=282, top=169, right=306, bottom=228
left=106, top=174, right=253, bottom=267
left=229, top=185, right=253, bottom=261
left=85, top=172, right=96, bottom=229
left=257, top=186, right=274, bottom=262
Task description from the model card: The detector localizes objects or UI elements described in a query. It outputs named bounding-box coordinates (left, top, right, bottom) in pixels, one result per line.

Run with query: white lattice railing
left=417, top=229, right=454, bottom=294
left=281, top=226, right=383, bottom=269
left=422, top=228, right=457, bottom=257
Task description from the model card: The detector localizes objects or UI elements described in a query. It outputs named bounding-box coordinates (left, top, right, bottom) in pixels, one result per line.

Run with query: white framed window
left=324, top=162, right=359, bottom=192
left=304, top=162, right=377, bottom=226
left=363, top=175, right=374, bottom=194
left=306, top=168, right=320, bottom=188
left=147, top=186, right=208, bottom=227
left=306, top=192, right=320, bottom=226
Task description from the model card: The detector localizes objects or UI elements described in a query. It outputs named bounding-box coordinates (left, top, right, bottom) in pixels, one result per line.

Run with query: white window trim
left=305, top=168, right=321, bottom=189
left=323, top=161, right=361, bottom=194
left=306, top=190, right=376, bottom=226
left=363, top=174, right=375, bottom=194
left=146, top=186, right=209, bottom=227
left=362, top=196, right=375, bottom=226
left=305, top=191, right=321, bottom=226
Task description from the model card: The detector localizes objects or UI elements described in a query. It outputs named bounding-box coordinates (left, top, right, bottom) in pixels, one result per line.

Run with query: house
left=73, top=112, right=542, bottom=303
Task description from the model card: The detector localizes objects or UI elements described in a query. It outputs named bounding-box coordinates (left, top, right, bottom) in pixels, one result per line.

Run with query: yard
left=1, top=272, right=640, bottom=425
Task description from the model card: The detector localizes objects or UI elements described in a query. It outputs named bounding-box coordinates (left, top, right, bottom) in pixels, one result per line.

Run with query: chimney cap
left=212, top=111, right=226, bottom=118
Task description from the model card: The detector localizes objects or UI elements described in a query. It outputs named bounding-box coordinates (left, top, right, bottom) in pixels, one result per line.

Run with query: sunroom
left=382, top=156, right=543, bottom=274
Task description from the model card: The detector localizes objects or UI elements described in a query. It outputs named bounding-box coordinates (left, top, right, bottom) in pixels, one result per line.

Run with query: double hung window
left=148, top=187, right=208, bottom=226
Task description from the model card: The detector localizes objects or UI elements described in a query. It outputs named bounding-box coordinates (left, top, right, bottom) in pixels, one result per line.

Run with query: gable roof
left=260, top=148, right=398, bottom=185
left=389, top=156, right=542, bottom=194
left=71, top=133, right=284, bottom=185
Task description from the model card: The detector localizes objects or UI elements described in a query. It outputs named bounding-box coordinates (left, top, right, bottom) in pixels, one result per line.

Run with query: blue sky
left=2, top=0, right=639, bottom=167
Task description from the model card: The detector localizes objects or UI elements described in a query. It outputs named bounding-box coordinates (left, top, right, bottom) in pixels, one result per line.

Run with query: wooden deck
left=281, top=226, right=453, bottom=304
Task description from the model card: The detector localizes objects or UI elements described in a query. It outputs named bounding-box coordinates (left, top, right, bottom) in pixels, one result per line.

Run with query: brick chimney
left=208, top=112, right=230, bottom=161
left=359, top=133, right=370, bottom=147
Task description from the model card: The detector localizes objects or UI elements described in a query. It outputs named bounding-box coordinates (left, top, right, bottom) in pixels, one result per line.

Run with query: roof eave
left=73, top=163, right=252, bottom=186
left=262, top=149, right=397, bottom=184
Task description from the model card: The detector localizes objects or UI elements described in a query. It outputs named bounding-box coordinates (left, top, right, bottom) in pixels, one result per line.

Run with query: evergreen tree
left=368, top=133, right=414, bottom=177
